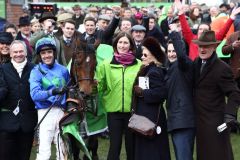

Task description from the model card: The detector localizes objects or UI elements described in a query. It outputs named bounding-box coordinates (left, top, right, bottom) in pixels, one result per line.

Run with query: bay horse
left=70, top=39, right=99, bottom=96
left=59, top=39, right=100, bottom=160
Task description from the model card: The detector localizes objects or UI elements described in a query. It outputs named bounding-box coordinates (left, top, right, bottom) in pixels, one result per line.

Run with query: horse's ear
left=94, top=39, right=101, bottom=49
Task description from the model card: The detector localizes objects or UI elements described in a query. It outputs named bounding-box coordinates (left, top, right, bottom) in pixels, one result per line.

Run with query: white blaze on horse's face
left=117, top=36, right=131, bottom=54
left=86, top=56, right=90, bottom=63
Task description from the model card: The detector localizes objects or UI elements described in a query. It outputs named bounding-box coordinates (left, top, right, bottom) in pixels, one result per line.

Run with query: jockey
left=29, top=37, right=70, bottom=160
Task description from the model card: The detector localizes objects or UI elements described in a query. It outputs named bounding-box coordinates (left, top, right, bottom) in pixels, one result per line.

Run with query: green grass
left=30, top=133, right=240, bottom=160
left=30, top=110, right=240, bottom=159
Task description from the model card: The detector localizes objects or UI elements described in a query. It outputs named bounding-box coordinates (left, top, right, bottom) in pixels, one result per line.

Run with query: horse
left=70, top=39, right=99, bottom=96
left=59, top=39, right=100, bottom=160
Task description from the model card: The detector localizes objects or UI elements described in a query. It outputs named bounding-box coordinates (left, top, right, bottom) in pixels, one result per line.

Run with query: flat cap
left=98, top=15, right=111, bottom=21
left=57, top=13, right=73, bottom=23
left=131, top=25, right=146, bottom=32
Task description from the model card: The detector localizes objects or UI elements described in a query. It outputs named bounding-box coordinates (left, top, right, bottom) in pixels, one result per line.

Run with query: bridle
left=71, top=44, right=95, bottom=87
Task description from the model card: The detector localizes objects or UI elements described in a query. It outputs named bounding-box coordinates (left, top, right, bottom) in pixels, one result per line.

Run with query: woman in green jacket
left=96, top=32, right=141, bottom=160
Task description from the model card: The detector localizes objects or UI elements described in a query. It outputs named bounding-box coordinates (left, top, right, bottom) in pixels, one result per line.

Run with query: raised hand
left=230, top=7, right=240, bottom=20
left=174, top=0, right=184, bottom=15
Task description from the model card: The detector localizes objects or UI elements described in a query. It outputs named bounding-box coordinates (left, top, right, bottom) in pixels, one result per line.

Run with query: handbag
left=128, top=70, right=162, bottom=137
left=128, top=113, right=156, bottom=137
left=128, top=105, right=161, bottom=138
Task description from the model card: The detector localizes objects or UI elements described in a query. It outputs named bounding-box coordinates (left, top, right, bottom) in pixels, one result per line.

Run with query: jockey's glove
left=52, top=86, right=68, bottom=95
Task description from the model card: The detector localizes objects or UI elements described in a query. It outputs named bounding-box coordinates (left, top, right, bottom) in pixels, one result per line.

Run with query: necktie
left=200, top=60, right=206, bottom=73
left=65, top=39, right=71, bottom=46
left=136, top=43, right=141, bottom=49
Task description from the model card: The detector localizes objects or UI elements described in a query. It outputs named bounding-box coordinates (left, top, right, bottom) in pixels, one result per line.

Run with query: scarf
left=11, top=58, right=27, bottom=77
left=114, top=51, right=135, bottom=66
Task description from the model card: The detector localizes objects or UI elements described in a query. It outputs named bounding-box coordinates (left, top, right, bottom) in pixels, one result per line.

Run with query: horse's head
left=71, top=39, right=99, bottom=95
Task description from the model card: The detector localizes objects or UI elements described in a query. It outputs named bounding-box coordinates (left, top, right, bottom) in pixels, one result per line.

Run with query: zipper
left=122, top=66, right=126, bottom=112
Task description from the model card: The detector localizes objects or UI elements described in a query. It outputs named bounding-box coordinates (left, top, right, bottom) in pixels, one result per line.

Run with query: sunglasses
left=143, top=53, right=148, bottom=57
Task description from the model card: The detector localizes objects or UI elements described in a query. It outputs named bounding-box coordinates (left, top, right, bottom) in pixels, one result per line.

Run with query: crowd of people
left=0, top=0, right=240, bottom=160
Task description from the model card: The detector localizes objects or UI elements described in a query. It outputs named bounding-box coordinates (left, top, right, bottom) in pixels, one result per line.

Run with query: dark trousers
left=107, top=112, right=133, bottom=160
left=0, top=129, right=34, bottom=160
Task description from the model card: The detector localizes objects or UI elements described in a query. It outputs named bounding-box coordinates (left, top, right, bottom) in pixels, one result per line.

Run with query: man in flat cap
left=131, top=24, right=146, bottom=59
left=97, top=15, right=111, bottom=31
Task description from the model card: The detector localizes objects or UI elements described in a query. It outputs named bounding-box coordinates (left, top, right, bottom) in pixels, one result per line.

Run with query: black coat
left=193, top=53, right=240, bottom=160
left=133, top=64, right=170, bottom=160
left=165, top=32, right=195, bottom=132
left=0, top=62, right=37, bottom=133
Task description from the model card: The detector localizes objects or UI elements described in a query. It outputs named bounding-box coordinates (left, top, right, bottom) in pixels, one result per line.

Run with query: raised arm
left=175, top=0, right=194, bottom=45
left=168, top=30, right=190, bottom=71
left=215, top=7, right=240, bottom=40
left=102, top=15, right=120, bottom=44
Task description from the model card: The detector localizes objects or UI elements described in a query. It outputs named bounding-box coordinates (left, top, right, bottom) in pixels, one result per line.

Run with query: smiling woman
left=96, top=31, right=141, bottom=160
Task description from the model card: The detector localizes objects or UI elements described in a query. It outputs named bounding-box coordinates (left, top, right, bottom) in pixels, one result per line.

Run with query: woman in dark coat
left=133, top=37, right=171, bottom=160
